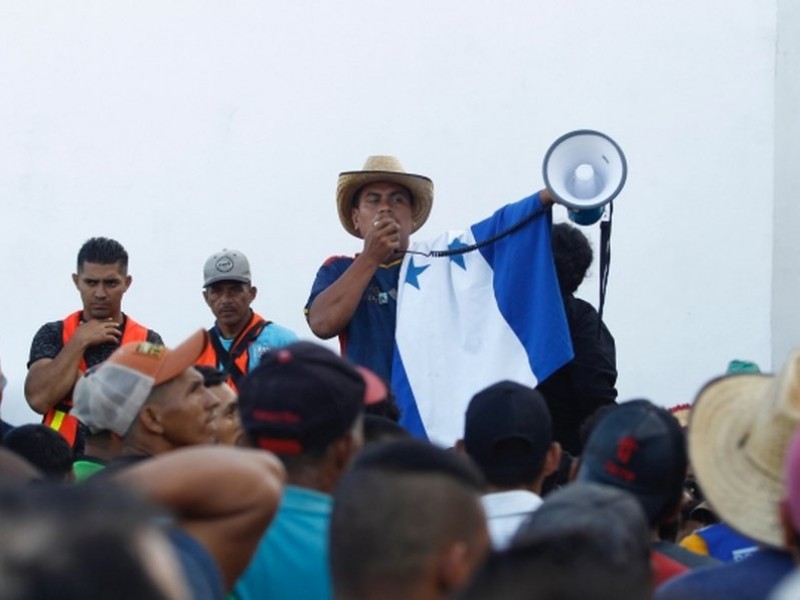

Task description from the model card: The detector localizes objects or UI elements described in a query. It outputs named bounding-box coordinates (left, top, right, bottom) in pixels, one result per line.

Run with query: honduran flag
left=391, top=192, right=574, bottom=447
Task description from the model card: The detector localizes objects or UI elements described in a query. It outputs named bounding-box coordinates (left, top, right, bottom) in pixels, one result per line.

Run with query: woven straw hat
left=336, top=156, right=433, bottom=238
left=688, top=350, right=800, bottom=548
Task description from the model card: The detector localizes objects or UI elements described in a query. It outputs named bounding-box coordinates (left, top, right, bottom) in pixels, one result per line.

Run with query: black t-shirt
left=27, top=314, right=163, bottom=369
left=537, top=295, right=618, bottom=455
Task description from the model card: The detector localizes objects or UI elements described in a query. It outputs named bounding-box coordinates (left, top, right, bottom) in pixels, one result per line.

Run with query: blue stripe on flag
left=472, top=193, right=573, bottom=382
left=393, top=191, right=573, bottom=446
left=392, top=345, right=428, bottom=439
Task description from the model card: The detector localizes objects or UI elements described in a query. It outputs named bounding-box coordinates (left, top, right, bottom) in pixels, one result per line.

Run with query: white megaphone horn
left=542, top=130, right=628, bottom=226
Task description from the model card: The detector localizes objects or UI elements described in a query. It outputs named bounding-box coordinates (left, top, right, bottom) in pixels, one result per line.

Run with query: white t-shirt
left=481, top=489, right=544, bottom=550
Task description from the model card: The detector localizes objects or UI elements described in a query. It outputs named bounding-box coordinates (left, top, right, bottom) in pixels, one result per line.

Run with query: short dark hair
left=0, top=482, right=174, bottom=600
left=457, top=530, right=650, bottom=600
left=194, top=365, right=230, bottom=387
left=363, top=415, right=410, bottom=445
left=364, top=396, right=402, bottom=422
left=331, top=440, right=486, bottom=598
left=551, top=223, right=593, bottom=295
left=457, top=482, right=651, bottom=600
left=77, top=237, right=129, bottom=272
left=3, top=424, right=73, bottom=482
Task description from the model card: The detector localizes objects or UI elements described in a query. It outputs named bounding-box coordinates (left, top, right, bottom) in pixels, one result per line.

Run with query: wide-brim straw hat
left=336, top=156, right=434, bottom=238
left=688, top=350, right=800, bottom=548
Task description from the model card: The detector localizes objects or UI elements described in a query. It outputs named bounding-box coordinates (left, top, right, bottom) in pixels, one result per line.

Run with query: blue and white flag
left=392, top=192, right=573, bottom=446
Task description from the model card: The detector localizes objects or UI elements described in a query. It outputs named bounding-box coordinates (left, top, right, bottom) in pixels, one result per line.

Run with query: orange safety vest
left=42, top=311, right=150, bottom=446
left=195, top=311, right=270, bottom=392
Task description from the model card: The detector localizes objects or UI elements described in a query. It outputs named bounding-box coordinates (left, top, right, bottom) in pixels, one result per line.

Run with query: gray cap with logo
left=203, top=249, right=252, bottom=287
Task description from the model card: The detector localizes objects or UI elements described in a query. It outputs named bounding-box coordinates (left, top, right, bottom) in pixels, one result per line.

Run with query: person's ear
left=543, top=441, right=563, bottom=477
left=123, top=274, right=132, bottom=291
left=331, top=431, right=358, bottom=473
left=249, top=286, right=258, bottom=302
left=72, top=273, right=79, bottom=289
left=139, top=404, right=164, bottom=435
left=436, top=541, right=481, bottom=594
left=351, top=208, right=361, bottom=234
left=318, top=432, right=359, bottom=494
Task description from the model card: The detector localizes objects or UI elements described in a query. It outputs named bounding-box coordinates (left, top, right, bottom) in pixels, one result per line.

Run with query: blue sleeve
left=247, top=324, right=300, bottom=371
left=305, top=257, right=353, bottom=313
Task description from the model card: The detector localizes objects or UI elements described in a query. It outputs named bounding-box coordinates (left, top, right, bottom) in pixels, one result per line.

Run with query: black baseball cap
left=577, top=399, right=687, bottom=526
left=463, top=381, right=553, bottom=486
left=238, top=342, right=365, bottom=455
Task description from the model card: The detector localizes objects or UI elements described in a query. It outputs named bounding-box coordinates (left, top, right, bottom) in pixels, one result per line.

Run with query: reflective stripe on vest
left=42, top=311, right=150, bottom=445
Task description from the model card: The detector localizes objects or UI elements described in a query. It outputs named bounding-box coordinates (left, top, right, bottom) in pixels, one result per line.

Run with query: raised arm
left=25, top=319, right=122, bottom=414
left=114, top=445, right=286, bottom=591
left=308, top=215, right=403, bottom=339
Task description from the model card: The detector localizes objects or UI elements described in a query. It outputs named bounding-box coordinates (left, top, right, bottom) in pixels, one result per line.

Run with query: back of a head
left=577, top=399, right=687, bottom=527
left=363, top=415, right=410, bottom=445
left=238, top=341, right=365, bottom=467
left=551, top=222, right=593, bottom=295
left=458, top=482, right=651, bottom=600
left=0, top=447, right=43, bottom=484
left=330, top=439, right=487, bottom=599
left=0, top=482, right=182, bottom=600
left=462, top=380, right=553, bottom=489
left=3, top=424, right=73, bottom=482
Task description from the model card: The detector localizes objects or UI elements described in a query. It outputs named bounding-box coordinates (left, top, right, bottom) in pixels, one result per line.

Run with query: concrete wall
left=0, top=1, right=781, bottom=424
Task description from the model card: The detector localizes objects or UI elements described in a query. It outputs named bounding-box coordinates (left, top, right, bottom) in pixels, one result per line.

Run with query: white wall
left=0, top=1, right=781, bottom=425
left=773, top=0, right=800, bottom=369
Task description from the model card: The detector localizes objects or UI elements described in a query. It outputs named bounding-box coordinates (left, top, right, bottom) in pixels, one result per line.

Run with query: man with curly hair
left=536, top=222, right=617, bottom=455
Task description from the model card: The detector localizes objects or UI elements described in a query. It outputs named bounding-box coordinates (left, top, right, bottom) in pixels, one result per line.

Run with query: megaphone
left=543, top=130, right=627, bottom=226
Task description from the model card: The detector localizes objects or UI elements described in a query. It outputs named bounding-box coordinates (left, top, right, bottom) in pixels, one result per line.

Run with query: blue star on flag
left=447, top=238, right=469, bottom=270
left=405, top=257, right=430, bottom=290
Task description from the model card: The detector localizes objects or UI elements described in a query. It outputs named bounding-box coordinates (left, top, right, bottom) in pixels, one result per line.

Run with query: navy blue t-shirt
left=306, top=256, right=401, bottom=381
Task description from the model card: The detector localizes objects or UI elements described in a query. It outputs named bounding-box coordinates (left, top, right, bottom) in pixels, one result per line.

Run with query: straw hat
left=688, top=350, right=800, bottom=548
left=336, top=156, right=434, bottom=238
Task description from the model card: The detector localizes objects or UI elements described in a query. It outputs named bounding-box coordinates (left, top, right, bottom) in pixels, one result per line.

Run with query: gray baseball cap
left=203, top=249, right=252, bottom=287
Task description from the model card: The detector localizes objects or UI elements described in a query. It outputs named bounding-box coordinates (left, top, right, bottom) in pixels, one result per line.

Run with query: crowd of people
left=0, top=156, right=798, bottom=599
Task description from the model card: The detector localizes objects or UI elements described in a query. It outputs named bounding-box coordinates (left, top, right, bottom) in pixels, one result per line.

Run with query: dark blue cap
left=577, top=399, right=687, bottom=526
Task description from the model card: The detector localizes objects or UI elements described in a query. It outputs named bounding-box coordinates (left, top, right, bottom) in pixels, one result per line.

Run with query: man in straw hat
left=655, top=351, right=800, bottom=600
left=305, top=156, right=435, bottom=382
left=306, top=156, right=573, bottom=446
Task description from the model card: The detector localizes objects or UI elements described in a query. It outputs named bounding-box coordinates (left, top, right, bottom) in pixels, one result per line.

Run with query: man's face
left=209, top=382, right=243, bottom=446
left=351, top=182, right=415, bottom=248
left=151, top=367, right=220, bottom=448
left=203, top=281, right=256, bottom=333
left=72, top=262, right=131, bottom=321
